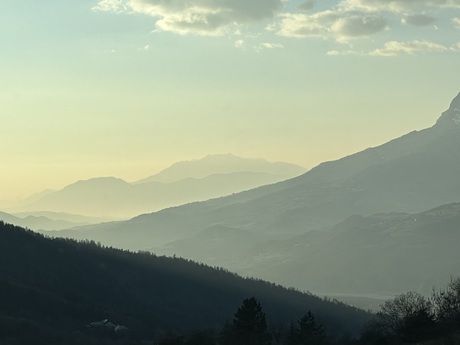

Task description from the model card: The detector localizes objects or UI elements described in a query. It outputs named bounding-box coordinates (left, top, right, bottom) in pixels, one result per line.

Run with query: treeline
left=136, top=282, right=460, bottom=345
left=157, top=279, right=460, bottom=345
left=157, top=297, right=329, bottom=345
left=5, top=220, right=459, bottom=344
left=0, top=221, right=369, bottom=344
left=360, top=278, right=460, bottom=344
left=146, top=278, right=460, bottom=345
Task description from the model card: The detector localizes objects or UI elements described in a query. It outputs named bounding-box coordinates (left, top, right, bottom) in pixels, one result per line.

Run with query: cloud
left=401, top=14, right=436, bottom=27
left=255, top=42, right=284, bottom=51
left=370, top=40, right=448, bottom=56
left=329, top=40, right=456, bottom=56
left=92, top=0, right=460, bottom=58
left=341, top=0, right=460, bottom=12
left=93, top=0, right=283, bottom=36
left=333, top=13, right=387, bottom=36
left=234, top=39, right=245, bottom=48
left=234, top=39, right=283, bottom=51
left=299, top=0, right=316, bottom=11
left=277, top=10, right=387, bottom=41
left=92, top=0, right=129, bottom=13
left=453, top=17, right=460, bottom=28
left=327, top=49, right=361, bottom=56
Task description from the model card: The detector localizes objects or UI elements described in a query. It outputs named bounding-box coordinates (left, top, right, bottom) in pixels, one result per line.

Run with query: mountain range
left=0, top=211, right=109, bottom=231
left=48, top=92, right=460, bottom=298
left=3, top=154, right=304, bottom=219
left=148, top=202, right=460, bottom=296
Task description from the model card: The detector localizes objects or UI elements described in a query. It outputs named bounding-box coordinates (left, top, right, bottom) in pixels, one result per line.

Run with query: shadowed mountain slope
left=147, top=202, right=460, bottom=296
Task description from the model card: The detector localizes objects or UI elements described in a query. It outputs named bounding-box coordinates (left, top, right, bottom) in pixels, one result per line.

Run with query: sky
left=1, top=0, right=460, bottom=201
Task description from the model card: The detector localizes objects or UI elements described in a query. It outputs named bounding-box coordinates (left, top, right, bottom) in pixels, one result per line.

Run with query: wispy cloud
left=328, top=40, right=458, bottom=56
left=299, top=0, right=316, bottom=11
left=370, top=40, right=448, bottom=56
left=401, top=14, right=436, bottom=27
left=327, top=49, right=361, bottom=56
left=234, top=39, right=284, bottom=51
left=234, top=40, right=245, bottom=48
left=254, top=42, right=284, bottom=52
left=92, top=0, right=129, bottom=13
left=341, top=0, right=460, bottom=13
left=92, top=0, right=460, bottom=56
left=453, top=17, right=460, bottom=28
left=93, top=0, right=283, bottom=36
left=277, top=10, right=387, bottom=41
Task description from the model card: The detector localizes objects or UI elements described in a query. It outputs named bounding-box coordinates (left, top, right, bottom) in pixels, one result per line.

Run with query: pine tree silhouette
left=222, top=297, right=271, bottom=345
left=286, top=311, right=327, bottom=345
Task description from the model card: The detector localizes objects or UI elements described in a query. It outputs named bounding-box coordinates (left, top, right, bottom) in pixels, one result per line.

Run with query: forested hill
left=0, top=222, right=369, bottom=344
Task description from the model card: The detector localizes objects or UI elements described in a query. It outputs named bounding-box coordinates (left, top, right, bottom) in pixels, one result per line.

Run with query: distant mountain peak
left=199, top=153, right=266, bottom=164
left=436, top=92, right=460, bottom=127
left=450, top=91, right=460, bottom=106
left=204, top=153, right=240, bottom=159
left=71, top=176, right=129, bottom=186
left=134, top=154, right=304, bottom=184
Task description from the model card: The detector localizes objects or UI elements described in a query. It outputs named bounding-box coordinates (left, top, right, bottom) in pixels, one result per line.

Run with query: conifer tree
left=221, top=297, right=271, bottom=345
left=286, top=311, right=327, bottom=345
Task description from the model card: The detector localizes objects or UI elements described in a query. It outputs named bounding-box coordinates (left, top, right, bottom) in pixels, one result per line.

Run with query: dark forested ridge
left=0, top=222, right=369, bottom=344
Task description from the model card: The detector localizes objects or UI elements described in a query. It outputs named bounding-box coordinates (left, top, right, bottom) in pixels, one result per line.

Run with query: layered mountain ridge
left=3, top=154, right=304, bottom=220
left=48, top=92, right=460, bottom=297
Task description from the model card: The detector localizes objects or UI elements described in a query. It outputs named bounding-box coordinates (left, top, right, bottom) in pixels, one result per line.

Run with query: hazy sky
left=1, top=0, right=460, bottom=200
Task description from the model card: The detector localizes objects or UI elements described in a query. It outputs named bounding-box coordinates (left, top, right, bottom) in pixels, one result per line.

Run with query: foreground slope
left=0, top=222, right=368, bottom=344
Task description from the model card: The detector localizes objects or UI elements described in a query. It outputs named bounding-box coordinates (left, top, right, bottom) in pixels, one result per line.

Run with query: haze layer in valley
left=1, top=154, right=304, bottom=223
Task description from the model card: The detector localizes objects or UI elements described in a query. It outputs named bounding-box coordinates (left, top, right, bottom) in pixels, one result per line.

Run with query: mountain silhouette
left=149, top=202, right=460, bottom=296
left=50, top=92, right=460, bottom=296
left=134, top=153, right=304, bottom=184
left=9, top=155, right=304, bottom=219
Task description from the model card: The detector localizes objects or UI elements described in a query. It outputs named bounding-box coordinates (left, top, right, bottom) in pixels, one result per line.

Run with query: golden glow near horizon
left=1, top=0, right=460, bottom=200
